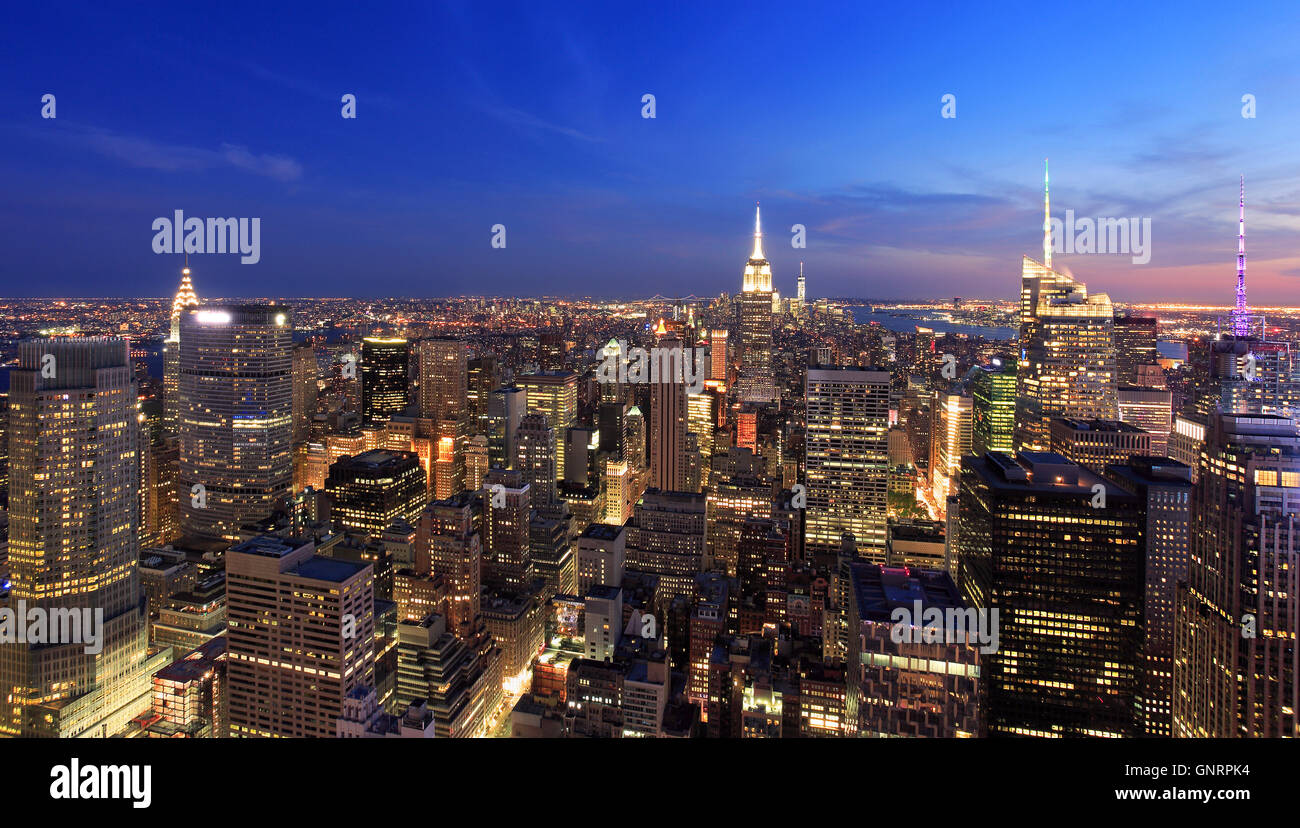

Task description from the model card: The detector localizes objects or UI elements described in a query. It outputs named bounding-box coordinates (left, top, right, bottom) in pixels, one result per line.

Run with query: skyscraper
left=225, top=535, right=375, bottom=738
left=928, top=390, right=972, bottom=515
left=291, top=341, right=317, bottom=445
left=738, top=206, right=776, bottom=403
left=971, top=360, right=1016, bottom=456
left=0, top=338, right=164, bottom=737
left=1231, top=175, right=1251, bottom=337
left=804, top=367, right=891, bottom=559
left=1015, top=165, right=1118, bottom=451
left=418, top=338, right=467, bottom=423
left=1173, top=414, right=1300, bottom=738
left=516, top=412, right=557, bottom=510
left=361, top=337, right=409, bottom=426
left=1113, top=312, right=1158, bottom=386
left=178, top=305, right=293, bottom=540
left=325, top=449, right=429, bottom=537
left=163, top=264, right=200, bottom=440
left=650, top=330, right=690, bottom=492
left=958, top=452, right=1144, bottom=737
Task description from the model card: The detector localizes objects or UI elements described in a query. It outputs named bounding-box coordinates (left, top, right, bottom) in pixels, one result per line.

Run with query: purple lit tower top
left=1231, top=176, right=1250, bottom=337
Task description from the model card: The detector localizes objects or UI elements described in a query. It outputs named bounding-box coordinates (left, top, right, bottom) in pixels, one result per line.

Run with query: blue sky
left=3, top=1, right=1300, bottom=303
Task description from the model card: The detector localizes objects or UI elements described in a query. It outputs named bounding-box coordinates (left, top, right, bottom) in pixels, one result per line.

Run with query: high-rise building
left=1015, top=172, right=1118, bottom=450
left=804, top=367, right=891, bottom=559
left=467, top=353, right=501, bottom=432
left=225, top=535, right=375, bottom=738
left=1173, top=414, right=1300, bottom=738
left=1118, top=386, right=1173, bottom=455
left=706, top=450, right=771, bottom=576
left=516, top=370, right=578, bottom=480
left=291, top=341, right=317, bottom=445
left=163, top=265, right=200, bottom=440
left=971, top=359, right=1016, bottom=456
left=418, top=338, right=467, bottom=423
left=650, top=331, right=690, bottom=492
left=845, top=564, right=982, bottom=737
left=481, top=468, right=532, bottom=590
left=360, top=337, right=409, bottom=426
left=1048, top=417, right=1152, bottom=475
left=0, top=338, right=165, bottom=737
left=1113, top=312, right=1159, bottom=386
left=576, top=523, right=625, bottom=596
left=395, top=612, right=502, bottom=738
left=1105, top=457, right=1192, bottom=737
left=738, top=206, right=776, bottom=403
left=416, top=491, right=481, bottom=635
left=326, top=449, right=428, bottom=537
left=487, top=386, right=525, bottom=469
left=178, top=305, right=293, bottom=540
left=626, top=488, right=707, bottom=600
left=928, top=390, right=972, bottom=514
left=958, top=452, right=1144, bottom=737
left=709, top=329, right=729, bottom=382
left=516, top=413, right=557, bottom=510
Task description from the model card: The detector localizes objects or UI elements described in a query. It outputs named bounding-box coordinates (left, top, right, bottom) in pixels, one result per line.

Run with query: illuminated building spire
left=171, top=256, right=200, bottom=326
left=751, top=202, right=765, bottom=261
left=1043, top=158, right=1052, bottom=268
left=1232, top=175, right=1250, bottom=337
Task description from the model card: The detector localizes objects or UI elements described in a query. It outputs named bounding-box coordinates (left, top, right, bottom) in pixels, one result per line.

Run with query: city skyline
left=7, top=2, right=1300, bottom=303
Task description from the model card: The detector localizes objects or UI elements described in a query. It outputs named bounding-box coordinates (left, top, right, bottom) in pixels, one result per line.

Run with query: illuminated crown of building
left=169, top=259, right=200, bottom=338
left=742, top=203, right=772, bottom=293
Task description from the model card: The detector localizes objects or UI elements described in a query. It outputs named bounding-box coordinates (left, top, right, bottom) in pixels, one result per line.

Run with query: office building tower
left=583, top=585, right=623, bottom=661
left=178, top=305, right=293, bottom=540
left=0, top=338, right=164, bottom=737
left=626, top=488, right=707, bottom=600
left=418, top=338, right=467, bottom=423
left=706, top=450, right=772, bottom=576
left=142, top=436, right=181, bottom=546
left=163, top=265, right=200, bottom=439
left=145, top=637, right=228, bottom=738
left=326, top=449, right=428, bottom=537
left=467, top=353, right=501, bottom=431
left=709, top=329, right=729, bottom=381
left=738, top=206, right=776, bottom=403
left=650, top=331, right=691, bottom=492
left=1118, top=386, right=1173, bottom=455
left=465, top=434, right=490, bottom=492
left=1105, top=457, right=1192, bottom=737
left=929, top=390, right=972, bottom=515
left=1206, top=336, right=1300, bottom=420
left=1173, top=414, right=1300, bottom=738
left=1170, top=413, right=1207, bottom=482
left=846, top=564, right=982, bottom=737
left=481, top=468, right=532, bottom=590
left=971, top=359, right=1016, bottom=456
left=360, top=337, right=409, bottom=426
left=1049, top=417, right=1152, bottom=475
left=291, top=342, right=317, bottom=445
left=482, top=590, right=545, bottom=681
left=958, top=452, right=1144, bottom=737
left=1016, top=172, right=1118, bottom=450
left=225, top=535, right=376, bottom=738
left=412, top=492, right=480, bottom=634
left=564, top=426, right=600, bottom=487
left=395, top=612, right=502, bottom=738
left=576, top=522, right=626, bottom=596
left=487, top=386, right=525, bottom=469
left=517, top=370, right=578, bottom=480
left=1113, top=312, right=1159, bottom=386
left=516, top=413, right=557, bottom=510
left=805, top=367, right=891, bottom=559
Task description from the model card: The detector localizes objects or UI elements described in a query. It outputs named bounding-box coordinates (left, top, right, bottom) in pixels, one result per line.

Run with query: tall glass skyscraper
left=0, top=338, right=164, bottom=737
left=178, top=305, right=294, bottom=540
left=361, top=336, right=410, bottom=425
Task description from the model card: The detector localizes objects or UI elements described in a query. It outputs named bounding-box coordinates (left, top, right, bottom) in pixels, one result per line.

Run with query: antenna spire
left=1232, top=175, right=1249, bottom=337
left=1042, top=158, right=1052, bottom=268
left=751, top=202, right=765, bottom=260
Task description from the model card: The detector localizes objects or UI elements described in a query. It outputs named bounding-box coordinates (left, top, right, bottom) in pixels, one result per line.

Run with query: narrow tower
left=1231, top=176, right=1250, bottom=337
left=1042, top=158, right=1052, bottom=268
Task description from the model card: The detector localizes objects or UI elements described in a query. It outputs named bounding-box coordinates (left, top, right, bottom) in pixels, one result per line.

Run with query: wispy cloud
left=42, top=124, right=303, bottom=182
left=480, top=105, right=601, bottom=143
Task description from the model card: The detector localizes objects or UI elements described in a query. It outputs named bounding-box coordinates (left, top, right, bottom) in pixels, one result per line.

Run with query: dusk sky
left=4, top=1, right=1300, bottom=303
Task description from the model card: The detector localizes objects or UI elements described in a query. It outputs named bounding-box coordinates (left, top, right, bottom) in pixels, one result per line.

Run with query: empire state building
left=738, top=205, right=776, bottom=403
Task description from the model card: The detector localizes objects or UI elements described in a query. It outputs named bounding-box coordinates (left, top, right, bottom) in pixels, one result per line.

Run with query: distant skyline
left=5, top=2, right=1300, bottom=303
